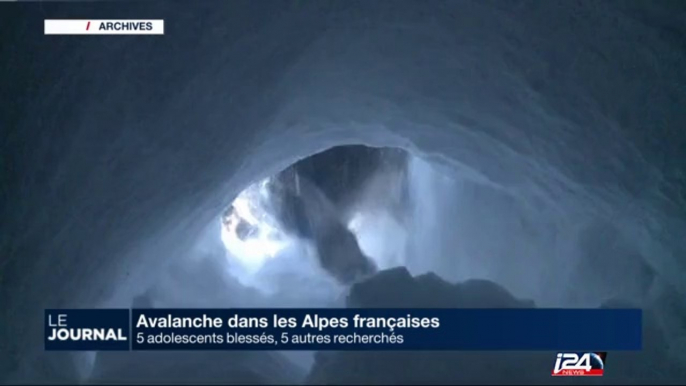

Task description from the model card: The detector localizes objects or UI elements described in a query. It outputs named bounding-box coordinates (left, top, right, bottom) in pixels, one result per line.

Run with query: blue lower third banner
left=45, top=308, right=642, bottom=351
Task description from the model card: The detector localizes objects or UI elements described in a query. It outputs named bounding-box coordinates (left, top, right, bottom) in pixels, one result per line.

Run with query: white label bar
left=44, top=19, right=164, bottom=35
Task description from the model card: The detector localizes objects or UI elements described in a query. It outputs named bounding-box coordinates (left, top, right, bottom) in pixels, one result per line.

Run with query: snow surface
left=1, top=0, right=685, bottom=384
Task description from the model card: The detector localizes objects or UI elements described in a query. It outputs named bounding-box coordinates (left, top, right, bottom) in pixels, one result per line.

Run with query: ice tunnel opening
left=218, top=144, right=436, bottom=295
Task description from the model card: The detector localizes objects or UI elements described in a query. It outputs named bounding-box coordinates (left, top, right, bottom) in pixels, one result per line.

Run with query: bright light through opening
left=346, top=209, right=407, bottom=270
left=220, top=178, right=292, bottom=274
left=220, top=145, right=414, bottom=286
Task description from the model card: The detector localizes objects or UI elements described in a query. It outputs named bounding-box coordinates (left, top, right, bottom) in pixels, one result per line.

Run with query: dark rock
left=308, top=269, right=685, bottom=385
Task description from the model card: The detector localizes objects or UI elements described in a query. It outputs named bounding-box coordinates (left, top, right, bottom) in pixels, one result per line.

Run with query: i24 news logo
left=551, top=352, right=606, bottom=376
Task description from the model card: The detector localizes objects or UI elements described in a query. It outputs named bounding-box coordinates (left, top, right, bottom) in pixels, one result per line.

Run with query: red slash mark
left=86, top=21, right=91, bottom=31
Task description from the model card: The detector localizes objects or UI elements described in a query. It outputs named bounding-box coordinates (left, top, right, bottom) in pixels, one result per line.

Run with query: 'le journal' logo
left=47, top=313, right=127, bottom=342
